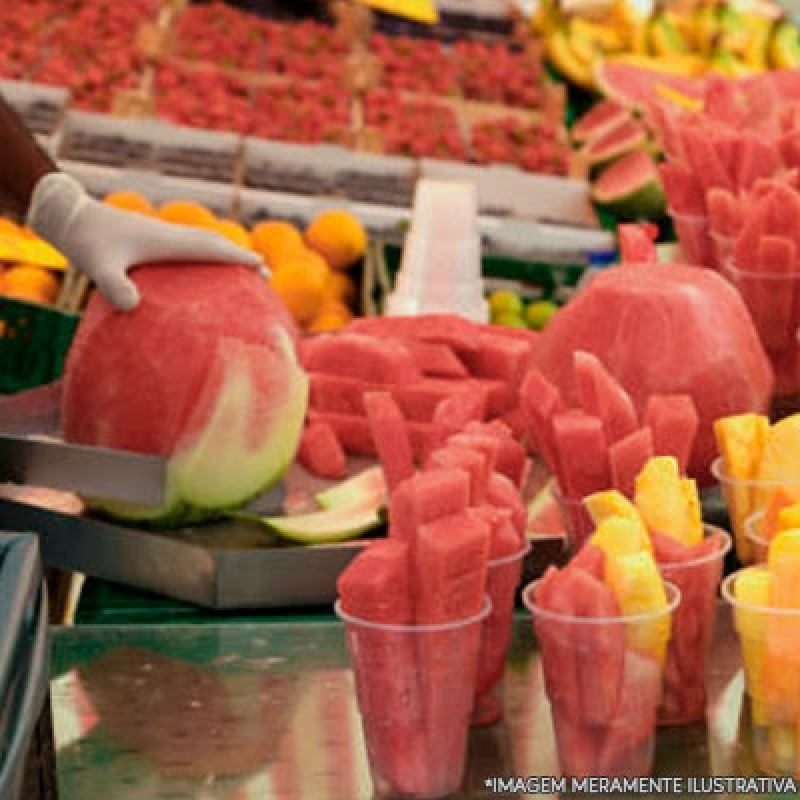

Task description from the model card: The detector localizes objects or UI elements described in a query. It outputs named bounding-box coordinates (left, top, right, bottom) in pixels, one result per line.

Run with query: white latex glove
left=27, top=172, right=265, bottom=311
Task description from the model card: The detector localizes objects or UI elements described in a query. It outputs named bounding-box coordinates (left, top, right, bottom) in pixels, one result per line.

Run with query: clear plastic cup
left=721, top=261, right=800, bottom=400
left=722, top=568, right=800, bottom=777
left=523, top=579, right=680, bottom=778
left=553, top=489, right=594, bottom=554
left=745, top=510, right=770, bottom=565
left=472, top=540, right=532, bottom=727
left=669, top=209, right=717, bottom=270
left=336, top=597, right=491, bottom=799
left=656, top=527, right=732, bottom=726
left=712, top=456, right=800, bottom=566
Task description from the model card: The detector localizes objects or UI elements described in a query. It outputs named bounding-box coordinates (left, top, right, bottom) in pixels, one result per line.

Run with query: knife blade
left=0, top=434, right=167, bottom=507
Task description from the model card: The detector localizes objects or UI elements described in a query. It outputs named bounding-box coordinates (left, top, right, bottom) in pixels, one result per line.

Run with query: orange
left=1, top=264, right=61, bottom=305
left=305, top=209, right=368, bottom=271
left=210, top=218, right=252, bottom=250
left=250, top=220, right=306, bottom=270
left=104, top=190, right=154, bottom=215
left=268, top=248, right=330, bottom=324
left=325, top=271, right=358, bottom=307
left=158, top=200, right=216, bottom=229
left=307, top=300, right=354, bottom=333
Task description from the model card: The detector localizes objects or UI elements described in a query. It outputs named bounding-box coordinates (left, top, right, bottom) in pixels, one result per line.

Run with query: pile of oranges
left=105, top=191, right=368, bottom=333
left=0, top=220, right=63, bottom=307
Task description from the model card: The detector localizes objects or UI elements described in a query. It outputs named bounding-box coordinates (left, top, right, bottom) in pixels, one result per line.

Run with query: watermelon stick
left=518, top=367, right=565, bottom=475
left=617, top=223, right=658, bottom=264
left=363, top=390, right=415, bottom=492
left=749, top=236, right=796, bottom=352
left=644, top=394, right=699, bottom=476
left=609, top=426, right=655, bottom=500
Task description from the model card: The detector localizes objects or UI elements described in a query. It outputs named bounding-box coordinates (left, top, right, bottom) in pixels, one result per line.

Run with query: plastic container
left=524, top=579, right=680, bottom=778
left=472, top=540, right=531, bottom=727
left=553, top=490, right=594, bottom=554
left=335, top=598, right=491, bottom=799
left=711, top=456, right=800, bottom=566
left=0, top=533, right=52, bottom=800
left=745, top=511, right=770, bottom=565
left=656, top=527, right=731, bottom=726
left=0, top=296, right=81, bottom=394
left=722, top=567, right=800, bottom=777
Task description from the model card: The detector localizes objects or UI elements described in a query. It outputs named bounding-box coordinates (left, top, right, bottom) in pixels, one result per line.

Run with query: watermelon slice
left=659, top=162, right=706, bottom=216
left=609, top=427, right=655, bottom=500
left=427, top=383, right=487, bottom=454
left=551, top=410, right=611, bottom=502
left=580, top=117, right=649, bottom=170
left=571, top=99, right=632, bottom=147
left=62, top=265, right=308, bottom=526
left=488, top=472, right=528, bottom=541
left=591, top=149, right=666, bottom=221
left=427, top=444, right=491, bottom=505
left=462, top=420, right=529, bottom=488
left=519, top=367, right=566, bottom=476
left=346, top=313, right=480, bottom=357
left=311, top=411, right=433, bottom=459
left=396, top=339, right=468, bottom=379
left=363, top=391, right=415, bottom=492
left=297, top=420, right=346, bottom=480
left=460, top=332, right=534, bottom=384
left=644, top=394, right=699, bottom=476
left=617, top=222, right=657, bottom=264
left=595, top=62, right=704, bottom=115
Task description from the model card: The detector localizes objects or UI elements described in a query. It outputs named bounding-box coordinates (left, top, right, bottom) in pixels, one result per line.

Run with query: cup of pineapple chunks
left=723, top=562, right=800, bottom=777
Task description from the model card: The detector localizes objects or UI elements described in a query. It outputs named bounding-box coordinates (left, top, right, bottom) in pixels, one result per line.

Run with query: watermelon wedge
left=571, top=99, right=632, bottom=146
left=363, top=391, right=415, bottom=492
left=609, top=426, right=655, bottom=500
left=591, top=149, right=666, bottom=221
left=595, top=62, right=704, bottom=115
left=644, top=394, right=699, bottom=476
left=580, top=117, right=649, bottom=171
left=297, top=420, right=346, bottom=480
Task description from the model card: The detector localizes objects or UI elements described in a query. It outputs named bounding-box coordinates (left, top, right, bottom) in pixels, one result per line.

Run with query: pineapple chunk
left=634, top=456, right=700, bottom=546
left=590, top=516, right=650, bottom=561
left=584, top=490, right=651, bottom=552
left=605, top=550, right=671, bottom=664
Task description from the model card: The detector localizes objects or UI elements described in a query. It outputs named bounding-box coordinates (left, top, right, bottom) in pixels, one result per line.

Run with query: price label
left=355, top=0, right=438, bottom=24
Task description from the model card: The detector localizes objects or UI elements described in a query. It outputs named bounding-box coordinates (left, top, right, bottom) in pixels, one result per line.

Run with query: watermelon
left=297, top=420, right=346, bottom=480
left=571, top=99, right=632, bottom=146
left=580, top=117, right=649, bottom=171
left=591, top=149, right=666, bottom=221
left=427, top=382, right=487, bottom=454
left=644, top=394, right=699, bottom=476
left=460, top=420, right=529, bottom=489
left=595, top=62, right=705, bottom=115
left=61, top=265, right=308, bottom=526
left=427, top=445, right=491, bottom=505
left=311, top=411, right=432, bottom=458
left=609, top=427, right=655, bottom=500
left=534, top=262, right=773, bottom=485
left=519, top=367, right=566, bottom=476
left=394, top=339, right=468, bottom=378
left=459, top=332, right=533, bottom=383
left=363, top=391, right=415, bottom=492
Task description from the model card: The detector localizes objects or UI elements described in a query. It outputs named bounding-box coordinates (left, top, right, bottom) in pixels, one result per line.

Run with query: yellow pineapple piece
left=634, top=456, right=697, bottom=546
left=713, top=413, right=769, bottom=563
left=605, top=550, right=671, bottom=664
left=732, top=567, right=771, bottom=726
left=679, top=477, right=704, bottom=546
left=777, top=503, right=800, bottom=535
left=584, top=490, right=651, bottom=552
left=589, top=516, right=650, bottom=561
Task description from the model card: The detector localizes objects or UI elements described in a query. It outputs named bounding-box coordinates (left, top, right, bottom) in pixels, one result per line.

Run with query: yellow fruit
left=634, top=456, right=702, bottom=546
left=325, top=271, right=358, bottom=307
left=268, top=248, right=330, bottom=324
left=104, top=190, right=154, bottom=215
left=158, top=200, right=216, bottom=229
left=210, top=219, right=252, bottom=250
left=585, top=490, right=651, bottom=551
left=589, top=517, right=650, bottom=562
left=307, top=300, right=354, bottom=333
left=250, top=220, right=306, bottom=270
left=0, top=264, right=60, bottom=305
left=605, top=550, right=671, bottom=664
left=545, top=28, right=597, bottom=91
left=305, top=210, right=368, bottom=271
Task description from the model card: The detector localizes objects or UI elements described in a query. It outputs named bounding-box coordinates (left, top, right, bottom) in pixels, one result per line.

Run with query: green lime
left=525, top=300, right=558, bottom=330
left=488, top=289, right=523, bottom=317
left=492, top=311, right=529, bottom=329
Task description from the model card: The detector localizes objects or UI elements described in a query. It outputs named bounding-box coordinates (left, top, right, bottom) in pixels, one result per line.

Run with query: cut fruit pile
left=337, top=394, right=530, bottom=793
left=729, top=533, right=800, bottom=775
left=297, top=313, right=538, bottom=480
left=714, top=412, right=800, bottom=563
left=533, top=224, right=773, bottom=487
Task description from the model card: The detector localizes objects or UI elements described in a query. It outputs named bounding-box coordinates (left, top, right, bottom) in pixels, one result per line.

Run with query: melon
left=595, top=62, right=705, bottom=115
left=571, top=99, right=632, bottom=147
left=580, top=118, right=649, bottom=171
left=61, top=264, right=309, bottom=526
left=534, top=263, right=773, bottom=486
left=591, top=150, right=666, bottom=221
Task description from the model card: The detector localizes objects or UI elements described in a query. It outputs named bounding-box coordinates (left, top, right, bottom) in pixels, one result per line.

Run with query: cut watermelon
left=488, top=472, right=528, bottom=540
left=591, top=149, right=666, bottom=221
left=551, top=410, right=611, bottom=500
left=595, top=62, right=705, bottom=115
left=297, top=420, right=347, bottom=480
left=427, top=383, right=487, bottom=454
left=312, top=411, right=433, bottom=459
left=644, top=394, right=699, bottom=475
left=519, top=367, right=566, bottom=476
left=396, top=339, right=468, bottom=379
left=461, top=420, right=529, bottom=488
left=580, top=118, right=649, bottom=170
left=363, top=391, right=415, bottom=492
left=460, top=332, right=534, bottom=384
left=427, top=444, right=491, bottom=505
left=659, top=162, right=706, bottom=216
left=617, top=222, right=658, bottom=264
left=609, top=426, right=654, bottom=500
left=571, top=99, right=632, bottom=147
left=62, top=265, right=308, bottom=526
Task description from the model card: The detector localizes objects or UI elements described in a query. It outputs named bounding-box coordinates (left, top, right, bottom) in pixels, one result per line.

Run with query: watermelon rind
left=581, top=120, right=649, bottom=172
left=571, top=101, right=632, bottom=147
left=591, top=151, right=666, bottom=220
left=315, top=466, right=387, bottom=510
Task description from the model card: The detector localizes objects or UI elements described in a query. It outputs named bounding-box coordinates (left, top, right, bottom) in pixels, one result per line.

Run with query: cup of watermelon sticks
left=655, top=526, right=731, bottom=726
left=745, top=511, right=771, bottom=565
left=335, top=597, right=491, bottom=799
left=472, top=539, right=532, bottom=727
left=523, top=579, right=680, bottom=778
left=553, top=490, right=594, bottom=554
left=670, top=210, right=718, bottom=271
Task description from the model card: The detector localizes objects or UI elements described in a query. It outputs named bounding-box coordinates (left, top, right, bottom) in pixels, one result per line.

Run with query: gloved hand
left=27, top=172, right=265, bottom=311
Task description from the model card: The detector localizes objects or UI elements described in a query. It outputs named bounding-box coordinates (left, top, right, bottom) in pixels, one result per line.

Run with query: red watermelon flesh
left=311, top=411, right=432, bottom=458
left=551, top=410, right=611, bottom=499
left=462, top=420, right=529, bottom=488
left=396, top=339, right=468, bottom=378
left=734, top=135, right=783, bottom=191
left=363, top=391, right=415, bottom=492
left=571, top=99, right=632, bottom=146
left=346, top=313, right=480, bottom=357
left=297, top=420, right=346, bottom=480
left=427, top=383, right=488, bottom=454
left=644, top=394, right=698, bottom=475
left=460, top=332, right=533, bottom=383
left=519, top=367, right=566, bottom=474
left=534, top=263, right=773, bottom=485
left=580, top=117, right=648, bottom=167
left=569, top=543, right=606, bottom=581
left=469, top=506, right=520, bottom=561
left=596, top=62, right=704, bottom=115
left=659, top=162, right=707, bottom=216
left=62, top=265, right=308, bottom=524
left=487, top=472, right=528, bottom=541
left=651, top=530, right=727, bottom=725
left=609, top=426, right=655, bottom=500
left=427, top=445, right=490, bottom=505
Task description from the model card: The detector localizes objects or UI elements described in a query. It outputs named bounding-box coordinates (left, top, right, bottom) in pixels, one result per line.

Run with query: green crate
left=0, top=296, right=81, bottom=394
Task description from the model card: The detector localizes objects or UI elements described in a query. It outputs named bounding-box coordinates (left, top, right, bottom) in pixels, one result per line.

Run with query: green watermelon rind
left=591, top=150, right=667, bottom=220
left=583, top=127, right=649, bottom=173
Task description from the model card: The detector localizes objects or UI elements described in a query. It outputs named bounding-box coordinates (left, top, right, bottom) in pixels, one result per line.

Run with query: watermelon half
left=591, top=150, right=666, bottom=221
left=62, top=264, right=309, bottom=526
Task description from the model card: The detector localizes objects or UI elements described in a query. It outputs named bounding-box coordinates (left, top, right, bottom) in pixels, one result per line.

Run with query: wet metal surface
left=50, top=607, right=772, bottom=800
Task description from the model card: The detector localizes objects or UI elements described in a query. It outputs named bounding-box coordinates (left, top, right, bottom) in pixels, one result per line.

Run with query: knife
left=0, top=434, right=167, bottom=507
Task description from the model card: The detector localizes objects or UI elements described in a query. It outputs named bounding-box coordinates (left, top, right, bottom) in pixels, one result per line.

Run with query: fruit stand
left=6, top=0, right=800, bottom=797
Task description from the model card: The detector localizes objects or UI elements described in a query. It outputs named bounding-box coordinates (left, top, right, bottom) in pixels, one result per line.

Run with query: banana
left=647, top=11, right=690, bottom=58
left=690, top=4, right=720, bottom=57
left=740, top=15, right=774, bottom=72
left=606, top=51, right=706, bottom=78
left=545, top=27, right=598, bottom=92
left=708, top=49, right=756, bottom=78
left=769, top=19, right=800, bottom=71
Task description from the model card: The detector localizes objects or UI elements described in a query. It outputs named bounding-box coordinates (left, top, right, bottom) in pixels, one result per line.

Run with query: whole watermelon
left=534, top=263, right=773, bottom=486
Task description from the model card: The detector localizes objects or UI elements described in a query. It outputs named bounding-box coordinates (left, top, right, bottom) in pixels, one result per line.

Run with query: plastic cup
left=523, top=579, right=680, bottom=778
left=745, top=510, right=770, bottom=565
left=722, top=568, right=800, bottom=776
left=335, top=597, right=491, bottom=799
left=472, top=540, right=532, bottom=727
left=712, top=456, right=800, bottom=566
left=669, top=209, right=717, bottom=270
left=553, top=489, right=594, bottom=554
left=721, top=260, right=800, bottom=401
left=656, top=527, right=732, bottom=726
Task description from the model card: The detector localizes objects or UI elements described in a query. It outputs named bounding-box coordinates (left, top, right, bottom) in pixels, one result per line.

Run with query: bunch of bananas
left=534, top=0, right=800, bottom=93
